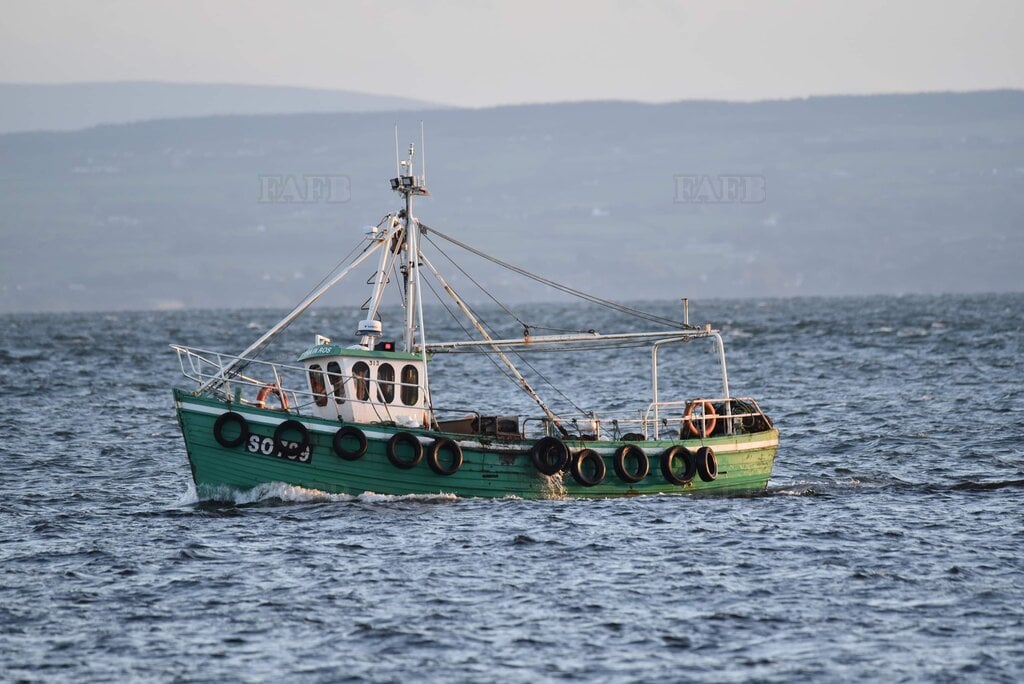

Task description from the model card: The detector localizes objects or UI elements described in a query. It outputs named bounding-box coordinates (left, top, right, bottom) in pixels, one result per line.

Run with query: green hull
left=174, top=389, right=779, bottom=500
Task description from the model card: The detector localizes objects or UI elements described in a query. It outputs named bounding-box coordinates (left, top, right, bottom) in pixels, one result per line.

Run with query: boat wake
left=192, top=481, right=462, bottom=506
left=357, top=490, right=461, bottom=504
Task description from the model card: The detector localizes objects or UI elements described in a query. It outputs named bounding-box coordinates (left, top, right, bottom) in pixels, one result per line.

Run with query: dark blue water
left=1, top=294, right=1022, bottom=682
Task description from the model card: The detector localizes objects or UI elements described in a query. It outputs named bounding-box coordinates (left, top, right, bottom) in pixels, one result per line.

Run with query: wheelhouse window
left=308, top=364, right=327, bottom=407
left=352, top=361, right=370, bottom=402
left=327, top=361, right=345, bottom=404
left=400, top=364, right=419, bottom=406
left=377, top=362, right=395, bottom=404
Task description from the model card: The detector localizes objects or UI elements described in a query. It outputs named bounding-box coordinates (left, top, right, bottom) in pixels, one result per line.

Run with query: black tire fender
left=274, top=419, right=310, bottom=458
left=213, top=412, right=249, bottom=448
left=570, top=448, right=606, bottom=487
left=530, top=437, right=569, bottom=476
left=332, top=426, right=368, bottom=461
left=387, top=432, right=423, bottom=469
left=661, top=445, right=696, bottom=485
left=427, top=438, right=463, bottom=476
left=613, top=444, right=649, bottom=483
left=696, top=446, right=718, bottom=482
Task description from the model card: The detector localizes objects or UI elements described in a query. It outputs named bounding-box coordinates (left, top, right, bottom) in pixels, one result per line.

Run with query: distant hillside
left=0, top=91, right=1022, bottom=312
left=0, top=82, right=444, bottom=133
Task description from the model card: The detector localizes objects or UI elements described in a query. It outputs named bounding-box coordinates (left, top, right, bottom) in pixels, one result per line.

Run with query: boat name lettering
left=245, top=434, right=312, bottom=463
left=311, top=345, right=334, bottom=355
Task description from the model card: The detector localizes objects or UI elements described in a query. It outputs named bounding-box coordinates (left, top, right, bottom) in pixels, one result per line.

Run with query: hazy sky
left=1, top=0, right=1021, bottom=106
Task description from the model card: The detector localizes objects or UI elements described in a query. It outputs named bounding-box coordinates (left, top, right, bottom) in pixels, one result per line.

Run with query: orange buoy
left=683, top=400, right=717, bottom=437
left=256, top=383, right=289, bottom=411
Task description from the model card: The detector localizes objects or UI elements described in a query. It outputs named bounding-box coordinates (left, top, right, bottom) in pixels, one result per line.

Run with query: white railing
left=172, top=345, right=420, bottom=419
left=173, top=345, right=771, bottom=441
left=643, top=398, right=770, bottom=440
left=532, top=398, right=771, bottom=441
left=173, top=345, right=315, bottom=411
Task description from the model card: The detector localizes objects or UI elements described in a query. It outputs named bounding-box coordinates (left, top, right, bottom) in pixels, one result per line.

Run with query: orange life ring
left=256, top=383, right=289, bottom=411
left=683, top=400, right=717, bottom=437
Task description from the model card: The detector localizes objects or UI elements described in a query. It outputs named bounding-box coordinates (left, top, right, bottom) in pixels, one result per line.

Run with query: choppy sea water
left=1, top=293, right=1022, bottom=682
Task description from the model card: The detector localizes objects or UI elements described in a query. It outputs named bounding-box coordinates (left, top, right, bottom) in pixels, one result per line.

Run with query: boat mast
left=404, top=157, right=416, bottom=353
left=391, top=136, right=566, bottom=436
left=390, top=140, right=434, bottom=420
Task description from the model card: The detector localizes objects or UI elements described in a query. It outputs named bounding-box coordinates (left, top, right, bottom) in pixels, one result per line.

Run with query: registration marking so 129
left=245, top=434, right=312, bottom=463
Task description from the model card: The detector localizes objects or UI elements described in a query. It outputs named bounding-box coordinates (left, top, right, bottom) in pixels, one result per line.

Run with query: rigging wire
left=422, top=231, right=594, bottom=336
left=432, top=340, right=677, bottom=354
left=423, top=232, right=606, bottom=336
left=422, top=232, right=527, bottom=327
left=390, top=254, right=406, bottom=309
left=419, top=242, right=590, bottom=415
left=420, top=270, right=523, bottom=391
left=422, top=223, right=690, bottom=330
left=423, top=229, right=544, bottom=327
left=228, top=224, right=383, bottom=379
left=422, top=269, right=588, bottom=416
left=307, top=216, right=390, bottom=296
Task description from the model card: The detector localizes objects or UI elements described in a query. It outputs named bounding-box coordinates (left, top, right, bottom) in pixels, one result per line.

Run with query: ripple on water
left=0, top=296, right=1022, bottom=681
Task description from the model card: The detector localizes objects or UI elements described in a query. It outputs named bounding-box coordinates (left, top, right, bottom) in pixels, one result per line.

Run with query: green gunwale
left=297, top=344, right=424, bottom=362
left=173, top=388, right=779, bottom=500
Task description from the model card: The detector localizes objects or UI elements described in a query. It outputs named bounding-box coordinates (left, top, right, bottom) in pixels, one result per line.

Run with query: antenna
left=420, top=120, right=426, bottom=184
left=394, top=124, right=400, bottom=176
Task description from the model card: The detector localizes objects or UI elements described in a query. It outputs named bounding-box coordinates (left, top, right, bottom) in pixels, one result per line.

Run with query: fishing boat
left=172, top=141, right=779, bottom=499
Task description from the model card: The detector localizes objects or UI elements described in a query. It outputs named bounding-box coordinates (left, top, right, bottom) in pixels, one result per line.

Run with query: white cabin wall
left=304, top=356, right=426, bottom=426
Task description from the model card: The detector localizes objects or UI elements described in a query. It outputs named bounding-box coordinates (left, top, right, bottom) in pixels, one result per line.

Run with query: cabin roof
left=297, top=343, right=424, bottom=362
